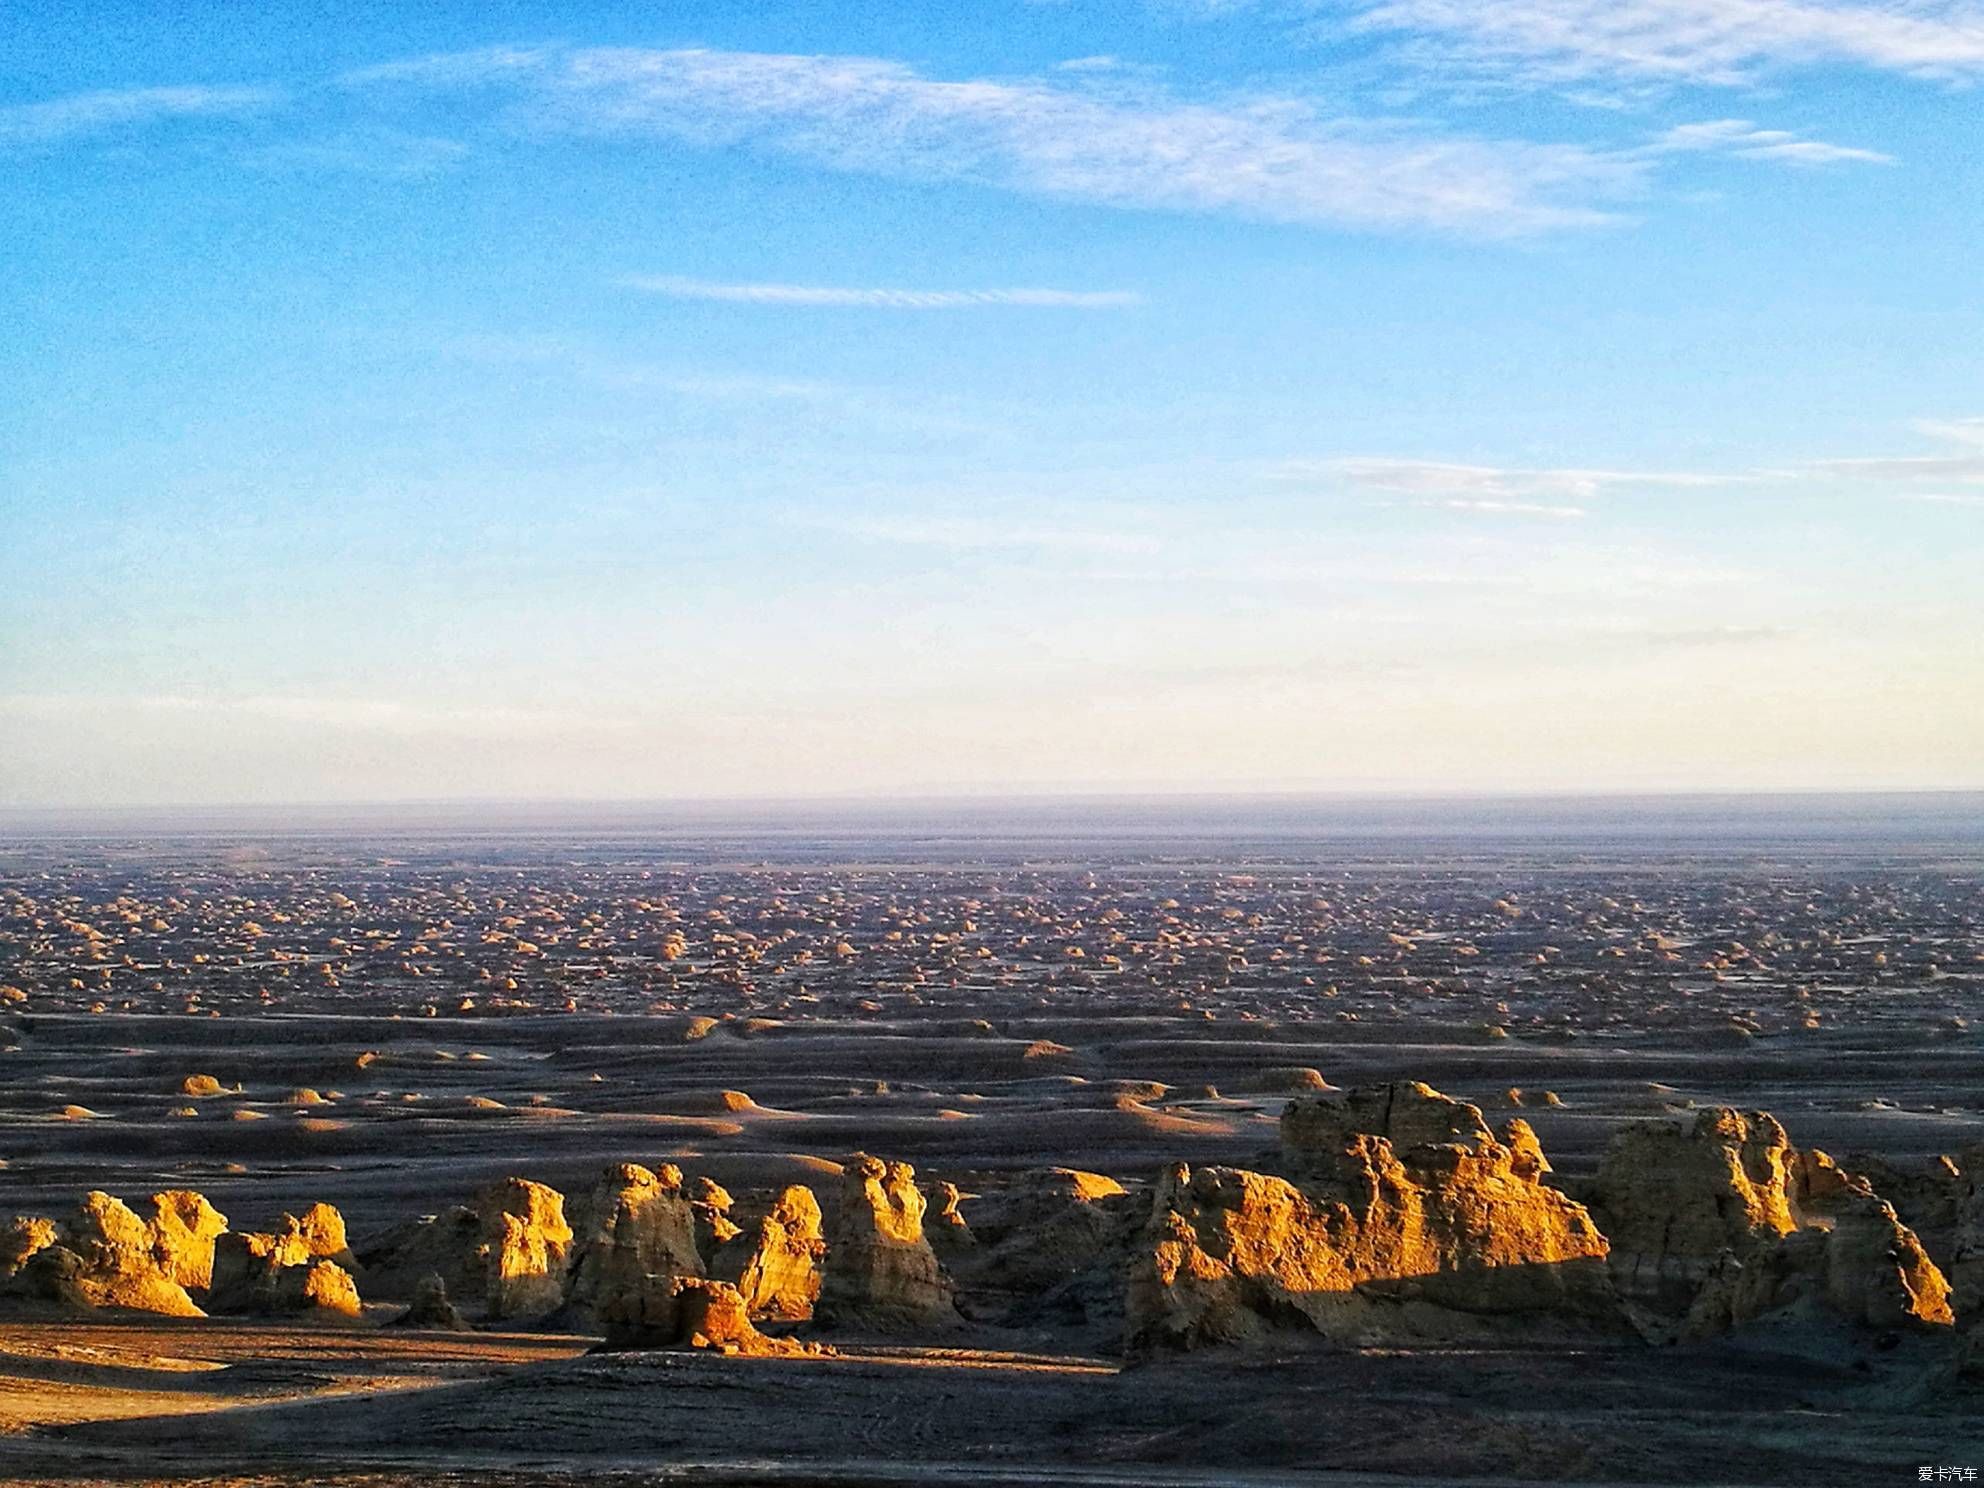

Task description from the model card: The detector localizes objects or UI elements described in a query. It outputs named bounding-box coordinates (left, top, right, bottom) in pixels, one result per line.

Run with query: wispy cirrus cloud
left=338, top=46, right=559, bottom=87
left=354, top=44, right=1644, bottom=234
left=14, top=44, right=1890, bottom=232
left=1637, top=118, right=1892, bottom=165
left=0, top=84, right=283, bottom=144
left=244, top=127, right=469, bottom=179
left=440, top=332, right=993, bottom=434
left=1814, top=415, right=1984, bottom=488
left=1820, top=454, right=1984, bottom=484
left=623, top=275, right=1141, bottom=309
left=1286, top=419, right=1984, bottom=516
left=1285, top=456, right=1741, bottom=501
left=1343, top=0, right=1984, bottom=87
left=1914, top=416, right=1984, bottom=447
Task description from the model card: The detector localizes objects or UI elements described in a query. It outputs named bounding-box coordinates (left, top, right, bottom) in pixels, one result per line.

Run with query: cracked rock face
left=957, top=1169, right=1134, bottom=1299
left=355, top=1207, right=482, bottom=1308
left=1799, top=1186, right=1952, bottom=1330
left=1586, top=1108, right=1802, bottom=1314
left=712, top=1184, right=825, bottom=1321
left=361, top=1178, right=578, bottom=1322
left=5, top=1189, right=231, bottom=1310
left=1590, top=1112, right=1955, bottom=1337
left=0, top=1216, right=58, bottom=1279
left=1835, top=1151, right=1964, bottom=1271
left=1128, top=1082, right=1620, bottom=1353
left=286, top=1202, right=358, bottom=1273
left=1281, top=1080, right=1495, bottom=1172
left=599, top=1274, right=822, bottom=1356
left=1686, top=1181, right=1954, bottom=1336
left=818, top=1154, right=956, bottom=1328
left=210, top=1233, right=361, bottom=1318
left=925, top=1181, right=976, bottom=1263
left=147, top=1191, right=230, bottom=1292
left=690, top=1176, right=742, bottom=1256
left=562, top=1164, right=704, bottom=1328
left=477, top=1178, right=574, bottom=1322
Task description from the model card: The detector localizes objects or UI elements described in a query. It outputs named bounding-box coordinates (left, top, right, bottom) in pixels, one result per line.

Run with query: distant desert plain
left=0, top=798, right=1978, bottom=1486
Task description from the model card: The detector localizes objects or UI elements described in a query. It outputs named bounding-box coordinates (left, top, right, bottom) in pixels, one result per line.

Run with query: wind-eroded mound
left=1128, top=1081, right=1621, bottom=1353
left=359, top=1177, right=574, bottom=1322
left=712, top=1184, right=826, bottom=1320
left=562, top=1164, right=704, bottom=1330
left=359, top=1164, right=840, bottom=1332
left=1586, top=1107, right=1801, bottom=1313
left=600, top=1274, right=820, bottom=1355
left=1585, top=1108, right=1957, bottom=1337
left=1, top=1191, right=229, bottom=1318
left=817, top=1153, right=957, bottom=1330
left=665, top=1089, right=764, bottom=1115
left=209, top=1202, right=363, bottom=1318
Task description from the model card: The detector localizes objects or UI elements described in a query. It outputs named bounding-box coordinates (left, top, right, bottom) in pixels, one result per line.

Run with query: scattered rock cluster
left=0, top=1189, right=350, bottom=1319
left=209, top=1202, right=362, bottom=1318
left=351, top=1152, right=953, bottom=1347
left=1122, top=1086, right=1961, bottom=1356
left=3, top=1083, right=1973, bottom=1377
left=8, top=860, right=1967, bottom=1067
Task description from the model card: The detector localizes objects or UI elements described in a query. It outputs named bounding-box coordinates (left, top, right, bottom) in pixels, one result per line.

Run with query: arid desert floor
left=0, top=805, right=1978, bottom=1485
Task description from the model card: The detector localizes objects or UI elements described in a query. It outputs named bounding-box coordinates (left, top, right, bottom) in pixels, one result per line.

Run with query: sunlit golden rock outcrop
left=818, top=1154, right=957, bottom=1328
left=712, top=1184, right=825, bottom=1321
left=8, top=1192, right=207, bottom=1317
left=1128, top=1082, right=1619, bottom=1352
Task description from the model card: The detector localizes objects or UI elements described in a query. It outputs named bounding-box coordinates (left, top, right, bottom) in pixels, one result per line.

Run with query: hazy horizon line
left=5, top=783, right=1983, bottom=820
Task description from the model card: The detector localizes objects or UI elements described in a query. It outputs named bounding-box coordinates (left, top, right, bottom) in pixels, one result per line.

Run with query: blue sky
left=3, top=0, right=1981, bottom=804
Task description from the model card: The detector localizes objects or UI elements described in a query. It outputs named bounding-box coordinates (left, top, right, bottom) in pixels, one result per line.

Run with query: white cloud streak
left=0, top=84, right=283, bottom=144
left=362, top=44, right=1644, bottom=234
left=1914, top=416, right=1984, bottom=447
left=244, top=128, right=469, bottom=179
left=1292, top=456, right=1740, bottom=500
left=623, top=275, right=1142, bottom=308
left=16, top=45, right=1891, bottom=231
left=1345, top=0, right=1984, bottom=86
left=1821, top=455, right=1984, bottom=484
left=1816, top=417, right=1984, bottom=487
left=1638, top=118, right=1892, bottom=165
left=1289, top=420, right=1984, bottom=515
left=339, top=47, right=559, bottom=87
